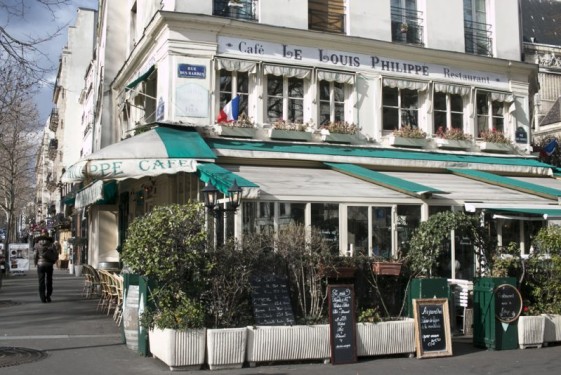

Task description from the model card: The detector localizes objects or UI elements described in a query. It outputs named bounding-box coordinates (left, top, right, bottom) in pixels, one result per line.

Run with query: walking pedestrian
left=34, top=229, right=59, bottom=303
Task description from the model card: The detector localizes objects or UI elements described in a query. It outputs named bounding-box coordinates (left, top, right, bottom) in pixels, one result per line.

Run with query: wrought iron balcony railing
left=464, top=20, right=493, bottom=57
left=309, top=0, right=346, bottom=34
left=391, top=6, right=424, bottom=46
left=213, top=0, right=258, bottom=22
left=49, top=108, right=59, bottom=132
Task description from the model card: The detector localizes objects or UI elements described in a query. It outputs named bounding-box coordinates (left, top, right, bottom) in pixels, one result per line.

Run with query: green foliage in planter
left=275, top=223, right=334, bottom=324
left=407, top=211, right=494, bottom=277
left=358, top=306, right=383, bottom=323
left=525, top=226, right=561, bottom=315
left=202, top=233, right=272, bottom=328
left=121, top=202, right=208, bottom=329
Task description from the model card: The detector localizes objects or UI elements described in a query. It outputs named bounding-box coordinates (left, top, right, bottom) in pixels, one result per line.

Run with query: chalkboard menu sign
left=328, top=285, right=357, bottom=365
left=250, top=274, right=295, bottom=326
left=494, top=284, right=523, bottom=323
left=413, top=298, right=453, bottom=359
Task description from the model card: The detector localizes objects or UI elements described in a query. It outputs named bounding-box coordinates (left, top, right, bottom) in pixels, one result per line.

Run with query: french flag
left=217, top=95, right=240, bottom=123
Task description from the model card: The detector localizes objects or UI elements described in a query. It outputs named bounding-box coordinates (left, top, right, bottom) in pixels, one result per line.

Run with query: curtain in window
left=383, top=78, right=428, bottom=91
left=480, top=90, right=516, bottom=113
left=317, top=70, right=355, bottom=85
left=215, top=58, right=257, bottom=74
left=263, top=64, right=311, bottom=79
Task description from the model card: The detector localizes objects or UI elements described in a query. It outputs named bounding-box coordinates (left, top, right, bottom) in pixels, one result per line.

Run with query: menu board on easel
left=328, top=285, right=357, bottom=365
left=413, top=298, right=453, bottom=359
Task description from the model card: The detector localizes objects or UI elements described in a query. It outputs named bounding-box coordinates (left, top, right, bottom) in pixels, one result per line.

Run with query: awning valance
left=61, top=126, right=215, bottom=183
left=449, top=168, right=561, bottom=200
left=464, top=203, right=561, bottom=220
left=126, top=65, right=156, bottom=90
left=215, top=58, right=258, bottom=74
left=434, top=83, right=471, bottom=96
left=75, top=181, right=117, bottom=210
left=325, top=162, right=447, bottom=198
left=383, top=78, right=429, bottom=91
left=197, top=163, right=260, bottom=199
left=263, top=64, right=311, bottom=79
left=317, top=70, right=355, bottom=85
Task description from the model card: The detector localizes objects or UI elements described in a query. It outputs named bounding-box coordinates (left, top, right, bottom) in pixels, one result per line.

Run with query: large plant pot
left=246, top=325, right=330, bottom=366
left=356, top=319, right=415, bottom=357
left=542, top=314, right=561, bottom=344
left=207, top=328, right=247, bottom=370
left=148, top=328, right=206, bottom=370
left=372, top=262, right=402, bottom=276
left=518, top=316, right=545, bottom=349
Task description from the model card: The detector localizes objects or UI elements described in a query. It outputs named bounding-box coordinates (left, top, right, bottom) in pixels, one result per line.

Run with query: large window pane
left=372, top=207, right=392, bottom=258
left=279, top=202, right=305, bottom=229
left=397, top=205, right=420, bottom=256
left=347, top=206, right=369, bottom=257
left=311, top=203, right=339, bottom=255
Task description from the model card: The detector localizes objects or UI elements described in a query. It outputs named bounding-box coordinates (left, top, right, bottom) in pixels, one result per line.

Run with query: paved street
left=1, top=269, right=561, bottom=374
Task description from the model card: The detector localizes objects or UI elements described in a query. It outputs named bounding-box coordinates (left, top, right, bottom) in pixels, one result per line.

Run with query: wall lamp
left=202, top=179, right=243, bottom=217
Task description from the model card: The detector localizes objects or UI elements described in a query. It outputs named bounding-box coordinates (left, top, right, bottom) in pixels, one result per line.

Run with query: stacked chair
left=80, top=265, right=124, bottom=326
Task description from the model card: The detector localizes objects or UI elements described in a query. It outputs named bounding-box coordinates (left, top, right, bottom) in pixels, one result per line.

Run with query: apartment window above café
left=317, top=70, right=354, bottom=126
left=391, top=0, right=424, bottom=46
left=433, top=84, right=470, bottom=135
left=213, top=0, right=258, bottom=22
left=476, top=91, right=513, bottom=136
left=464, top=0, right=492, bottom=57
left=308, top=0, right=346, bottom=34
left=264, top=65, right=311, bottom=123
left=219, top=70, right=249, bottom=117
left=382, top=79, right=428, bottom=132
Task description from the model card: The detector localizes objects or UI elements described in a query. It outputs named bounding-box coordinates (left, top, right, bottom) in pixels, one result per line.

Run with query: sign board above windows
left=218, top=36, right=509, bottom=90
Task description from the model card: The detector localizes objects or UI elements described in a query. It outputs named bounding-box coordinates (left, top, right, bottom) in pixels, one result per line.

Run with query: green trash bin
left=473, top=277, right=520, bottom=350
left=407, top=278, right=451, bottom=318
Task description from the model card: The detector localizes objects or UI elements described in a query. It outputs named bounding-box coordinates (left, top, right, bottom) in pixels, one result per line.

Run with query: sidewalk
left=1, top=269, right=561, bottom=375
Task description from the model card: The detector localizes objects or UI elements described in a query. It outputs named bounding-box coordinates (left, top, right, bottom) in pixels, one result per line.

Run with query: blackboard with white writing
left=250, top=274, right=295, bottom=326
left=413, top=298, right=453, bottom=359
left=328, top=285, right=357, bottom=365
left=494, top=284, right=523, bottom=323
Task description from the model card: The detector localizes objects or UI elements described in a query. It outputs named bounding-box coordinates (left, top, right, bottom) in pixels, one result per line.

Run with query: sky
left=4, top=0, right=99, bottom=125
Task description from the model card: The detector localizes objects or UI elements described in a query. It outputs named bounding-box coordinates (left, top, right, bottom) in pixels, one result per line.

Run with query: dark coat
left=34, top=237, right=58, bottom=266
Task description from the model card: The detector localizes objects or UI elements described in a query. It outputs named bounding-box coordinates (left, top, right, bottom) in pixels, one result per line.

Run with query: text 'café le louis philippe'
left=227, top=37, right=499, bottom=86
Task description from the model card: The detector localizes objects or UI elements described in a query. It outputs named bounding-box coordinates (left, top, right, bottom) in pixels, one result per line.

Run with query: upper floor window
left=391, top=0, right=423, bottom=46
left=476, top=91, right=513, bottom=136
left=317, top=70, right=354, bottom=126
left=264, top=65, right=310, bottom=123
left=382, top=79, right=427, bottom=131
left=213, top=0, right=258, bottom=22
left=308, top=0, right=346, bottom=34
left=433, top=84, right=469, bottom=135
left=464, top=0, right=492, bottom=56
left=219, top=70, right=249, bottom=117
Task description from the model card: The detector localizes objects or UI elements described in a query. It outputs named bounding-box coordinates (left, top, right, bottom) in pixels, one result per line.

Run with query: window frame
left=265, top=74, right=305, bottom=123
left=218, top=69, right=250, bottom=117
left=433, top=91, right=465, bottom=134
left=382, top=86, right=420, bottom=131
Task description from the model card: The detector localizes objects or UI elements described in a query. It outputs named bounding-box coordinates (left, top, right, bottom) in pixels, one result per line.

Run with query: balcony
left=213, top=0, right=258, bottom=22
left=391, top=6, right=424, bottom=46
left=49, top=108, right=59, bottom=132
left=48, top=138, right=58, bottom=160
left=309, top=0, right=346, bottom=34
left=464, top=20, right=493, bottom=57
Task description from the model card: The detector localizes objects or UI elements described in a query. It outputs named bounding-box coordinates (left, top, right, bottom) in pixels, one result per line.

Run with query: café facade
left=61, top=7, right=561, bottom=282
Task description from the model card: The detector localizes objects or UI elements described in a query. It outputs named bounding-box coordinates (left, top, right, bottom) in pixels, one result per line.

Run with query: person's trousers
left=37, top=264, right=54, bottom=301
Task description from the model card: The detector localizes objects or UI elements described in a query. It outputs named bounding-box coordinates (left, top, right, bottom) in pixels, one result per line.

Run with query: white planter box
left=321, top=133, right=359, bottom=144
left=389, top=136, right=428, bottom=148
left=356, top=319, right=415, bottom=357
left=542, top=314, right=561, bottom=344
left=518, top=316, right=545, bottom=349
left=217, top=126, right=256, bottom=138
left=207, top=328, right=247, bottom=370
left=479, top=141, right=511, bottom=153
left=246, top=325, right=330, bottom=365
left=435, top=138, right=473, bottom=150
left=269, top=129, right=312, bottom=142
left=148, top=328, right=206, bottom=371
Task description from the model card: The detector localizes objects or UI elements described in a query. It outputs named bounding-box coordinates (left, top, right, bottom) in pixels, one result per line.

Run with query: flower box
left=269, top=129, right=312, bottom=142
left=435, top=138, right=473, bottom=150
left=542, top=314, right=561, bottom=344
left=518, top=316, right=545, bottom=349
left=389, top=136, right=427, bottom=148
left=321, top=133, right=359, bottom=144
left=207, top=327, right=247, bottom=370
left=356, top=319, right=415, bottom=357
left=217, top=126, right=256, bottom=139
left=372, top=261, right=402, bottom=276
left=479, top=141, right=511, bottom=153
left=246, top=325, right=330, bottom=365
left=148, top=328, right=206, bottom=371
